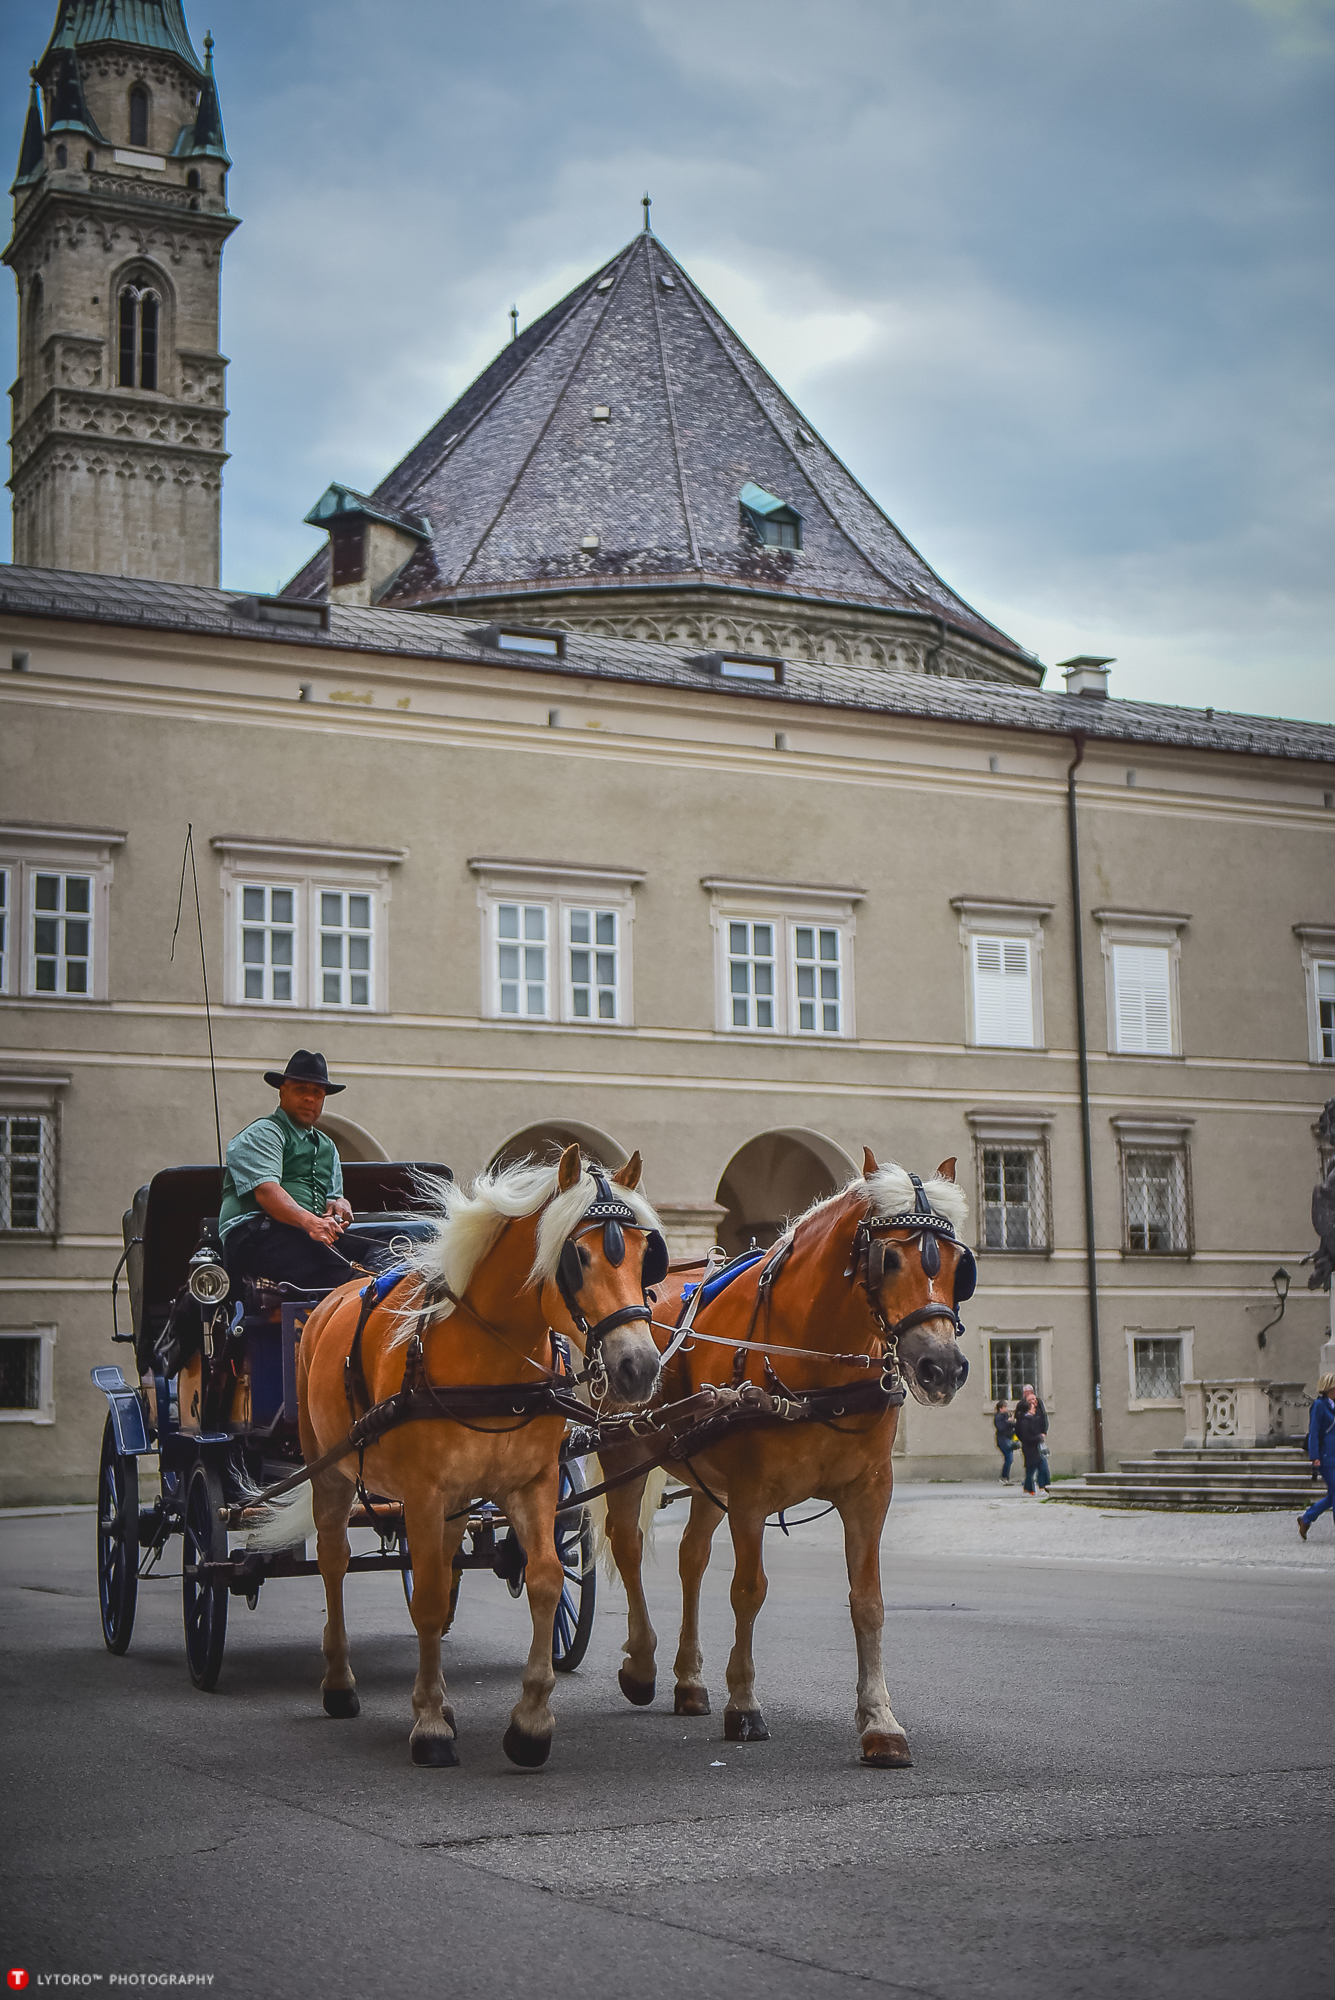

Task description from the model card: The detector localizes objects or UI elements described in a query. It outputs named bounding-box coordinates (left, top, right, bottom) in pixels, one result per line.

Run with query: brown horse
left=245, top=1145, right=664, bottom=1768
left=598, top=1151, right=971, bottom=1767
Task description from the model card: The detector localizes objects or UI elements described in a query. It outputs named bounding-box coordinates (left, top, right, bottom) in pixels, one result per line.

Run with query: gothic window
left=118, top=286, right=160, bottom=391
left=128, top=84, right=149, bottom=149
left=25, top=276, right=42, bottom=373
left=55, top=144, right=67, bottom=168
left=186, top=168, right=201, bottom=190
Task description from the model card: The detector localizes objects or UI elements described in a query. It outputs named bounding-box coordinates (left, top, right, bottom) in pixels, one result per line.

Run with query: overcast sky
left=3, top=0, right=1332, bottom=720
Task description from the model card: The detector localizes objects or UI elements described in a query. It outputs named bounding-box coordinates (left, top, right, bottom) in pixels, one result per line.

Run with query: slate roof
left=40, top=0, right=202, bottom=74
left=283, top=231, right=1035, bottom=672
left=3, top=563, right=1332, bottom=767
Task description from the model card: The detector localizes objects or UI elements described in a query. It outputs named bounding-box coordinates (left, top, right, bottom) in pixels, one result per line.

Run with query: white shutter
left=1112, top=944, right=1173, bottom=1053
left=972, top=934, right=1034, bottom=1047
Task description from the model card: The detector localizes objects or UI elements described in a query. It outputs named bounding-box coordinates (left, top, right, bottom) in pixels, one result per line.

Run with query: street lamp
left=1257, top=1266, right=1291, bottom=1349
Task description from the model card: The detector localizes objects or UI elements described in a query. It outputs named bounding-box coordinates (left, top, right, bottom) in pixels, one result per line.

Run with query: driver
left=218, top=1049, right=383, bottom=1290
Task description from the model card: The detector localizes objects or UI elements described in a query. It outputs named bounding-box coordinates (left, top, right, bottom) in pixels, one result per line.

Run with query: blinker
left=920, top=1231, right=941, bottom=1279
left=603, top=1219, right=626, bottom=1268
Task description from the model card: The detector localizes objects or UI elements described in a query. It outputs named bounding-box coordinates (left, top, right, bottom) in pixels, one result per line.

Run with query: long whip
left=171, top=823, right=223, bottom=1167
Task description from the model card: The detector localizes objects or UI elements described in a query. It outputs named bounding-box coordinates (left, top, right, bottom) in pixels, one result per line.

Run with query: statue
left=1312, top=1098, right=1335, bottom=1293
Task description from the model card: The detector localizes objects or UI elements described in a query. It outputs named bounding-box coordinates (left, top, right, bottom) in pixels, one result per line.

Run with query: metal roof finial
left=205, top=31, right=214, bottom=57
left=510, top=305, right=518, bottom=343
left=642, top=191, right=651, bottom=234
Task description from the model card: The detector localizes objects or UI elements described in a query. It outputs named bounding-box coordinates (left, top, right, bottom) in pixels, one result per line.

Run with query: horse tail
left=239, top=1480, right=316, bottom=1552
left=587, top=1459, right=669, bottom=1580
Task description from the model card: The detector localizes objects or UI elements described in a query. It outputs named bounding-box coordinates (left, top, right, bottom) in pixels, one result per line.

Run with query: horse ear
left=862, top=1146, right=879, bottom=1178
left=612, top=1150, right=643, bottom=1191
left=935, top=1157, right=957, bottom=1183
left=556, top=1143, right=582, bottom=1192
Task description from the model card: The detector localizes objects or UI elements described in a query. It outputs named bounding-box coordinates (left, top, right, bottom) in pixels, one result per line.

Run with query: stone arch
left=488, top=1118, right=628, bottom=1174
left=316, top=1112, right=391, bottom=1164
left=714, top=1127, right=858, bottom=1258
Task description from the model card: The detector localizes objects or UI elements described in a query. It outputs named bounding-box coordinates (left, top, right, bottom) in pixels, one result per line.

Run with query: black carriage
left=92, top=1163, right=596, bottom=1688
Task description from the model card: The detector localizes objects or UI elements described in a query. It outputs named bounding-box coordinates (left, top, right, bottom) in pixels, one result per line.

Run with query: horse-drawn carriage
left=91, top=1160, right=597, bottom=1691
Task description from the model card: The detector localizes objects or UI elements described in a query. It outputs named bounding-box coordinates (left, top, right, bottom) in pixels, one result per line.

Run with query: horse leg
left=720, top=1503, right=772, bottom=1741
left=838, top=1482, right=911, bottom=1768
left=673, top=1488, right=723, bottom=1716
left=500, top=1478, right=561, bottom=1769
left=312, top=1468, right=360, bottom=1719
left=404, top=1493, right=462, bottom=1767
left=604, top=1469, right=657, bottom=1705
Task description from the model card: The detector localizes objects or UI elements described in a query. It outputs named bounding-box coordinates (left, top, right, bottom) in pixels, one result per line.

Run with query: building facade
left=1, top=568, right=1331, bottom=1504
left=5, top=1, right=236, bottom=586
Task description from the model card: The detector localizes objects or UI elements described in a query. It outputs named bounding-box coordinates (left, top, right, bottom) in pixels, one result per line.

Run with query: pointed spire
left=185, top=29, right=230, bottom=164
left=47, top=42, right=104, bottom=142
left=13, top=67, right=46, bottom=186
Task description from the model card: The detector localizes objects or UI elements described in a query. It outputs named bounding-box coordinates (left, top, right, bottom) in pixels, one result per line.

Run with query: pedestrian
left=1297, top=1371, right=1335, bottom=1541
left=993, top=1399, right=1016, bottom=1482
left=1014, top=1383, right=1050, bottom=1495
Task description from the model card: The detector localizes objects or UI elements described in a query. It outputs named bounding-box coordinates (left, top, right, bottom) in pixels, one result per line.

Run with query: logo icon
left=8, top=1974, right=29, bottom=1992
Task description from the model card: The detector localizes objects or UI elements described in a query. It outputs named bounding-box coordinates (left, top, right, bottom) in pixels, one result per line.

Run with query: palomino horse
left=247, top=1145, right=664, bottom=1768
left=598, top=1152, right=971, bottom=1767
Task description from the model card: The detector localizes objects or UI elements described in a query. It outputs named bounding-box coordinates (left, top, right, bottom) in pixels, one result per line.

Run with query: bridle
left=844, top=1172, right=975, bottom=1385
left=554, top=1173, right=669, bottom=1397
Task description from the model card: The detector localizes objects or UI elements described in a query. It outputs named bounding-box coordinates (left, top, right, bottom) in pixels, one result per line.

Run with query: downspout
left=1066, top=733, right=1105, bottom=1473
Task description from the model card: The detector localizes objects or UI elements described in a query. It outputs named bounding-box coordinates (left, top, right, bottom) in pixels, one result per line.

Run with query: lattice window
left=1122, top=1147, right=1191, bottom=1253
left=318, top=890, right=373, bottom=1008
left=980, top=1145, right=1048, bottom=1250
left=1133, top=1337, right=1183, bottom=1402
left=240, top=884, right=296, bottom=1003
left=0, top=866, right=8, bottom=993
left=568, top=908, right=618, bottom=1021
left=32, top=871, right=92, bottom=995
left=792, top=925, right=841, bottom=1034
left=0, top=1114, right=56, bottom=1234
left=497, top=903, right=549, bottom=1018
left=989, top=1338, right=1041, bottom=1404
left=0, top=1335, right=42, bottom=1411
left=728, top=921, right=776, bottom=1030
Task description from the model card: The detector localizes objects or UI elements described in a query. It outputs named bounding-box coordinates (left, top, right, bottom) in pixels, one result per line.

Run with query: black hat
left=263, top=1049, right=346, bottom=1095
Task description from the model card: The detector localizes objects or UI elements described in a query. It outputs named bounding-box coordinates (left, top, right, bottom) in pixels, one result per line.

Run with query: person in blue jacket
left=1298, top=1371, right=1335, bottom=1540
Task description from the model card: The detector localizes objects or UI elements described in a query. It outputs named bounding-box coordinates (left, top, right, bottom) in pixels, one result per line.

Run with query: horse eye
left=578, top=1245, right=593, bottom=1268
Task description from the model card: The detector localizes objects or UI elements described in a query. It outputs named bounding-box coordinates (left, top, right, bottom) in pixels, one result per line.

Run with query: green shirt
left=218, top=1108, right=343, bottom=1239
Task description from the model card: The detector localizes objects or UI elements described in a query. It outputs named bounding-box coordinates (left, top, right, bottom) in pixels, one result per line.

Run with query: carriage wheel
left=96, top=1414, right=139, bottom=1656
left=182, top=1459, right=228, bottom=1691
left=551, top=1460, right=596, bottom=1673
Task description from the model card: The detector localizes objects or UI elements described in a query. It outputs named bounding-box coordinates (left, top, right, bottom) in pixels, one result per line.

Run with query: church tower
left=4, top=1, right=238, bottom=584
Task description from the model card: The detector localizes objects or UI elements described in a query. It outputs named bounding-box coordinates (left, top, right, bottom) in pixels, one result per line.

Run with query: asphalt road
left=1, top=1489, right=1330, bottom=2000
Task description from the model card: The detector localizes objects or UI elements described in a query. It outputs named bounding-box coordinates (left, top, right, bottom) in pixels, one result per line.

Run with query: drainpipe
left=1067, top=733, right=1105, bottom=1473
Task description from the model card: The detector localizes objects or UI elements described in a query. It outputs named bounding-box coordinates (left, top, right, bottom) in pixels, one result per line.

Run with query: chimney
left=1059, top=655, right=1113, bottom=699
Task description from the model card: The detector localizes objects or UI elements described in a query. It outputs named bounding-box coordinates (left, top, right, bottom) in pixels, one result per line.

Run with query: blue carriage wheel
left=96, top=1412, right=139, bottom=1656
left=552, top=1459, right=596, bottom=1673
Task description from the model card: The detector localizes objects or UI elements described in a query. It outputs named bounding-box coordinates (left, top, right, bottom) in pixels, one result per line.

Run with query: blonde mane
left=393, top=1157, right=662, bottom=1342
left=781, top=1158, right=970, bottom=1246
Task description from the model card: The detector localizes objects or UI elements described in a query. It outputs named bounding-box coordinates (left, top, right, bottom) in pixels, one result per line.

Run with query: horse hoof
left=410, top=1730, right=459, bottom=1767
left=618, top=1668, right=656, bottom=1707
left=673, top=1685, right=711, bottom=1717
left=723, top=1708, right=769, bottom=1743
left=861, top=1732, right=913, bottom=1768
left=322, top=1687, right=360, bottom=1719
left=502, top=1724, right=552, bottom=1769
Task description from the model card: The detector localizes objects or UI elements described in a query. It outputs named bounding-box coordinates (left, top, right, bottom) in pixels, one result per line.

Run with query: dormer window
left=497, top=631, right=561, bottom=657
left=128, top=84, right=149, bottom=150
left=739, top=482, right=803, bottom=551
left=118, top=285, right=159, bottom=391
left=720, top=656, right=783, bottom=683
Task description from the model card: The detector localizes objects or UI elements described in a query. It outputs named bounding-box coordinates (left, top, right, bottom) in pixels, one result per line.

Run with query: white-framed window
left=470, top=859, right=642, bottom=1026
left=567, top=907, right=619, bottom=1021
left=1112, top=1118, right=1194, bottom=1254
left=985, top=1333, right=1054, bottom=1406
left=703, top=878, right=861, bottom=1038
left=979, top=1145, right=1048, bottom=1252
left=1125, top=1326, right=1193, bottom=1411
left=1294, top=929, right=1335, bottom=1063
left=1094, top=910, right=1188, bottom=1056
left=950, top=899, right=1051, bottom=1049
left=214, top=836, right=404, bottom=1013
left=0, top=1323, right=56, bottom=1424
left=0, top=825, right=124, bottom=1001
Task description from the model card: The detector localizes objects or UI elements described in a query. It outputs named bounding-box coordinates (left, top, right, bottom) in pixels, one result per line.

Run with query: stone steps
left=1049, top=1444, right=1318, bottom=1512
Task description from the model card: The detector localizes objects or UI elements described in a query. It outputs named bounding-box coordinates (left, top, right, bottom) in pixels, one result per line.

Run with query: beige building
left=1, top=567, right=1332, bottom=1503
left=4, top=2, right=235, bottom=585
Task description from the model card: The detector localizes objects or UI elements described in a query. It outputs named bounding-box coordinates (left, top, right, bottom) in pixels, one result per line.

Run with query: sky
left=2, top=0, right=1332, bottom=721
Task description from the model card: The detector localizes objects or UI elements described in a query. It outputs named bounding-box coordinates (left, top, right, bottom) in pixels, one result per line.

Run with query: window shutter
left=1113, top=945, right=1173, bottom=1053
left=972, top=935, right=1034, bottom=1047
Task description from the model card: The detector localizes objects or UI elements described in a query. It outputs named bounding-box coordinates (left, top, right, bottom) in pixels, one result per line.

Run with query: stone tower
left=5, top=1, right=238, bottom=584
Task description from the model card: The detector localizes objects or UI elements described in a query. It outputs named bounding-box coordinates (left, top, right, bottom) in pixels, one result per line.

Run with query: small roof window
left=595, top=276, right=615, bottom=292
left=687, top=651, right=786, bottom=686
left=739, top=482, right=802, bottom=551
left=659, top=273, right=676, bottom=290
left=470, top=624, right=566, bottom=658
left=592, top=406, right=611, bottom=421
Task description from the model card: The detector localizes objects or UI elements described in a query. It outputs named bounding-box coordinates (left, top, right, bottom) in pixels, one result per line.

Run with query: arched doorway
left=714, top=1128, right=857, bottom=1258
left=316, top=1112, right=390, bottom=1164
left=488, top=1119, right=627, bottom=1175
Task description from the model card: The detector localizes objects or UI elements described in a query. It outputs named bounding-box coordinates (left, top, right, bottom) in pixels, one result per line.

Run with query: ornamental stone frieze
left=11, top=391, right=225, bottom=470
